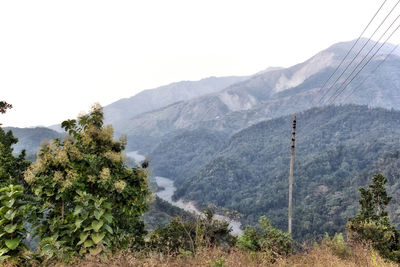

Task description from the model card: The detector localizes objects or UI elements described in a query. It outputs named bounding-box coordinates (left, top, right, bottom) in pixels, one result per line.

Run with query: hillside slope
left=168, top=105, right=400, bottom=240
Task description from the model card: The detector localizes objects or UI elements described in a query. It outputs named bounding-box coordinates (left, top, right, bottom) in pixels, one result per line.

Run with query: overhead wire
left=311, top=0, right=388, bottom=106
left=338, top=43, right=399, bottom=102
left=326, top=17, right=400, bottom=104
left=317, top=0, right=400, bottom=105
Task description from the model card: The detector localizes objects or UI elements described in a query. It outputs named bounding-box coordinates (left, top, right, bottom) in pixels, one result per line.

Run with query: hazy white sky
left=1, top=0, right=399, bottom=127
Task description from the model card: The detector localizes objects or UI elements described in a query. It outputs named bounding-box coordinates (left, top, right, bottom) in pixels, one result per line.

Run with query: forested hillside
left=150, top=105, right=400, bottom=240
left=151, top=129, right=227, bottom=183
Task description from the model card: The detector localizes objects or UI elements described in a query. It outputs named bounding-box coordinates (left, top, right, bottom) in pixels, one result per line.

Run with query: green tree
left=0, top=102, right=30, bottom=264
left=24, top=104, right=150, bottom=259
left=0, top=129, right=30, bottom=187
left=0, top=102, right=29, bottom=187
left=0, top=101, right=12, bottom=115
left=0, top=101, right=12, bottom=127
left=357, top=174, right=392, bottom=223
left=347, top=174, right=400, bottom=262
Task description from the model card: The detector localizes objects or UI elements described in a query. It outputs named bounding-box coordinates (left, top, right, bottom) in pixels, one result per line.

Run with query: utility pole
left=288, top=115, right=296, bottom=235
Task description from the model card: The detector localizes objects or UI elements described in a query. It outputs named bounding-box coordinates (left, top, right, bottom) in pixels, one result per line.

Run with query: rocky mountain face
left=112, top=39, right=400, bottom=152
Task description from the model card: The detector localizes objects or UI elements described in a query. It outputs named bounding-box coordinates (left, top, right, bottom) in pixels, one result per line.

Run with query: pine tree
left=356, top=174, right=392, bottom=224
left=347, top=173, right=400, bottom=262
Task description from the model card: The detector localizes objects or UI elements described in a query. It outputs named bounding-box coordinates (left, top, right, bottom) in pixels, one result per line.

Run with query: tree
left=0, top=129, right=29, bottom=187
left=0, top=101, right=12, bottom=126
left=0, top=102, right=29, bottom=187
left=24, top=104, right=150, bottom=259
left=0, top=102, right=30, bottom=263
left=347, top=174, right=400, bottom=262
left=0, top=101, right=12, bottom=114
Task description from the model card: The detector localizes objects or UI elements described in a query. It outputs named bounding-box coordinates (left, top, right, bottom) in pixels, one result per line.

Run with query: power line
left=325, top=13, right=400, bottom=104
left=328, top=22, right=400, bottom=104
left=339, top=43, right=399, bottom=102
left=311, top=0, right=388, bottom=106
left=318, top=0, right=400, bottom=105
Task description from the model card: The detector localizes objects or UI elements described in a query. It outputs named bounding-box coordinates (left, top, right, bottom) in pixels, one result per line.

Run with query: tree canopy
left=24, top=104, right=150, bottom=258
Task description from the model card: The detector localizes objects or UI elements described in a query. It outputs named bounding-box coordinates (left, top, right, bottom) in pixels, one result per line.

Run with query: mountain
left=103, top=76, right=248, bottom=125
left=167, top=105, right=400, bottom=240
left=4, top=127, right=62, bottom=156
left=114, top=39, right=400, bottom=152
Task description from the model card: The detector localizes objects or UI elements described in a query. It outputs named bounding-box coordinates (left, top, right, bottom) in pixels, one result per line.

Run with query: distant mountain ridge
left=112, top=39, right=400, bottom=152
left=103, top=76, right=249, bottom=125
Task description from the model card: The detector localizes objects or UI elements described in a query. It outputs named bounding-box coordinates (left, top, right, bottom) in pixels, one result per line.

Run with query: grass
left=7, top=244, right=394, bottom=267
left=3, top=237, right=399, bottom=267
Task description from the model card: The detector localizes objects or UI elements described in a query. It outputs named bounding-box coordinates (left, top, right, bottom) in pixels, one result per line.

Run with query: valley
left=128, top=150, right=242, bottom=235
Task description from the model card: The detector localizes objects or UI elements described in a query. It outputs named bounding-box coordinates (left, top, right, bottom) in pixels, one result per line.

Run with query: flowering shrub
left=25, top=104, right=150, bottom=259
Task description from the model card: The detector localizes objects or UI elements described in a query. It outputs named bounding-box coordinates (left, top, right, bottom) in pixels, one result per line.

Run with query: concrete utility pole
left=288, top=115, right=296, bottom=235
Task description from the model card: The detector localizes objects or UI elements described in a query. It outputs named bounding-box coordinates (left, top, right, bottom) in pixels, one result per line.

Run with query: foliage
left=0, top=185, right=28, bottom=261
left=237, top=216, right=292, bottom=258
left=0, top=101, right=12, bottom=124
left=142, top=196, right=195, bottom=232
left=24, top=104, right=150, bottom=259
left=347, top=174, right=400, bottom=262
left=320, top=233, right=351, bottom=259
left=0, top=128, right=30, bottom=187
left=148, top=210, right=234, bottom=255
left=151, top=129, right=227, bottom=185
left=167, top=105, right=400, bottom=240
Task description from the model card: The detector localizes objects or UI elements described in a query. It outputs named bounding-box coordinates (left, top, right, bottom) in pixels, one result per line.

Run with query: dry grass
left=59, top=245, right=399, bottom=267
left=275, top=244, right=398, bottom=267
left=4, top=243, right=399, bottom=266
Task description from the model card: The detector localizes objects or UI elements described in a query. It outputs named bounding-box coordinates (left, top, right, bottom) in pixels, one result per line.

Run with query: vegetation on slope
left=169, top=105, right=400, bottom=240
left=151, top=129, right=227, bottom=183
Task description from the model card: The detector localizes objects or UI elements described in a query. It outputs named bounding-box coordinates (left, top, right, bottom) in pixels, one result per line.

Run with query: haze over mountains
left=103, top=76, right=249, bottom=125
left=99, top=39, right=400, bottom=152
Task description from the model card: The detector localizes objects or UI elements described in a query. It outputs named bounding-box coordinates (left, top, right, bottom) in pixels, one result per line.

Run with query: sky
left=1, top=0, right=399, bottom=127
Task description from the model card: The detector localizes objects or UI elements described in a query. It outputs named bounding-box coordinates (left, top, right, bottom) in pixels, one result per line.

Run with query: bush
left=320, top=233, right=351, bottom=259
left=347, top=220, right=400, bottom=262
left=237, top=216, right=292, bottom=257
left=148, top=210, right=234, bottom=255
